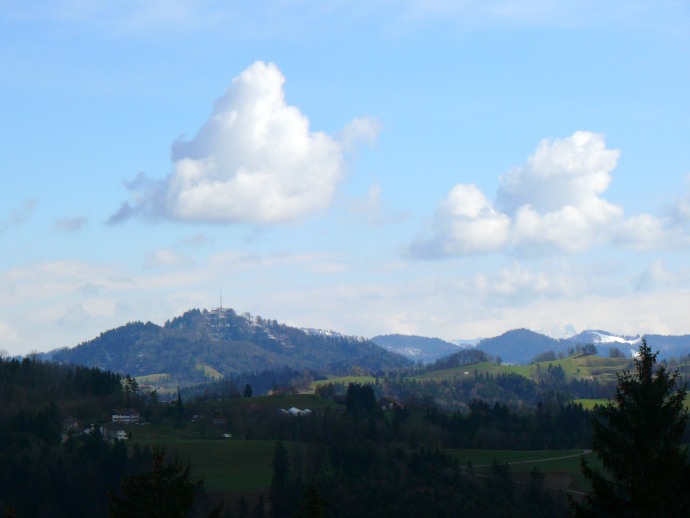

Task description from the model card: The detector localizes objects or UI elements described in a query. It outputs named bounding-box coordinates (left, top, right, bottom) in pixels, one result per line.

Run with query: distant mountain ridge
left=473, top=328, right=690, bottom=364
left=46, top=308, right=411, bottom=385
left=474, top=329, right=566, bottom=364
left=370, top=334, right=462, bottom=364
left=44, top=309, right=690, bottom=383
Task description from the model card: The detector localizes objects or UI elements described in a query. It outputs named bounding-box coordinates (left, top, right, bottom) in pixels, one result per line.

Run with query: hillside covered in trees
left=46, top=308, right=411, bottom=386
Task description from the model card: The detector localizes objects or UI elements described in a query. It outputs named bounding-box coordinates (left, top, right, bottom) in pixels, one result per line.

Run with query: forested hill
left=476, top=328, right=568, bottom=364
left=46, top=308, right=411, bottom=385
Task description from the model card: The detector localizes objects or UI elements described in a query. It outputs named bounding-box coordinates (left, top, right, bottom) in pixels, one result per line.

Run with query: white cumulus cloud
left=410, top=184, right=510, bottom=257
left=410, top=131, right=678, bottom=258
left=111, top=61, right=376, bottom=225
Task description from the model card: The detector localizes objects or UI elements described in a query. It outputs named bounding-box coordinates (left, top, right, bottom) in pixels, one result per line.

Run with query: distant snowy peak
left=451, top=338, right=481, bottom=348
left=370, top=334, right=462, bottom=364
left=568, top=329, right=641, bottom=346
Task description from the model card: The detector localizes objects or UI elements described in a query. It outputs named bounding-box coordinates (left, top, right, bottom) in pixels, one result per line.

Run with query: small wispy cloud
left=0, top=199, right=37, bottom=232
left=144, top=248, right=193, bottom=269
left=55, top=216, right=88, bottom=232
left=56, top=303, right=92, bottom=327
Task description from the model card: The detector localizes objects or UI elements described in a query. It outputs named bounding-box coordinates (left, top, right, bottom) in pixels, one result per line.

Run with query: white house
left=279, top=407, right=313, bottom=417
left=112, top=408, right=140, bottom=423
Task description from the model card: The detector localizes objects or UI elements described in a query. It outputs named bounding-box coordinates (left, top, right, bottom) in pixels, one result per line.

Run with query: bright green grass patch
left=310, top=376, right=377, bottom=390
left=416, top=355, right=633, bottom=384
left=195, top=363, right=223, bottom=380
left=531, top=357, right=585, bottom=378
left=413, top=362, right=532, bottom=382
left=530, top=355, right=623, bottom=380
left=572, top=356, right=631, bottom=382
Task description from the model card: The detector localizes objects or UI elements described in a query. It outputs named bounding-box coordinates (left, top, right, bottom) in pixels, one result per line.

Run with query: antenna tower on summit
left=217, top=286, right=226, bottom=337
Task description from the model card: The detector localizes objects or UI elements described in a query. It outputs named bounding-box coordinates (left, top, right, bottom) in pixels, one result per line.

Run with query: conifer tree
left=571, top=339, right=690, bottom=517
left=109, top=447, right=222, bottom=518
left=109, top=447, right=199, bottom=518
left=270, top=440, right=291, bottom=518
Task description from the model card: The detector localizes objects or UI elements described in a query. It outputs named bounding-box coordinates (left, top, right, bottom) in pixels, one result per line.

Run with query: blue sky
left=2, top=1, right=690, bottom=355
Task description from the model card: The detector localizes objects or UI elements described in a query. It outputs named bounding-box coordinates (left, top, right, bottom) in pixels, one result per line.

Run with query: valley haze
left=2, top=2, right=690, bottom=357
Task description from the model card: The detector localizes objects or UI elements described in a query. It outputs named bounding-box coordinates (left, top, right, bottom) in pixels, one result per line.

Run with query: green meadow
left=448, top=448, right=600, bottom=491
left=412, top=355, right=633, bottom=384
left=129, top=425, right=275, bottom=492
left=128, top=422, right=598, bottom=495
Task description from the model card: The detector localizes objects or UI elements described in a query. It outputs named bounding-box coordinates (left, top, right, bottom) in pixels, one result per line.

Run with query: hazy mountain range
left=370, top=334, right=463, bottom=364
left=43, top=307, right=690, bottom=385
left=373, top=328, right=690, bottom=365
left=44, top=308, right=411, bottom=385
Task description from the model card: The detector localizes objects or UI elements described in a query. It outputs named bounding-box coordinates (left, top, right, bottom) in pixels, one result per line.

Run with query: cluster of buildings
left=62, top=408, right=141, bottom=442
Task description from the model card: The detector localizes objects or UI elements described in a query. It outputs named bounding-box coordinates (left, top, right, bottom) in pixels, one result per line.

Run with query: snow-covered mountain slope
left=370, top=334, right=462, bottom=364
left=568, top=329, right=641, bottom=346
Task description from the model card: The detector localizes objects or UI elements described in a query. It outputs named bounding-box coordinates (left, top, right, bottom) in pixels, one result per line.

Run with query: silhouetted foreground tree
left=571, top=339, right=690, bottom=517
left=109, top=447, right=222, bottom=518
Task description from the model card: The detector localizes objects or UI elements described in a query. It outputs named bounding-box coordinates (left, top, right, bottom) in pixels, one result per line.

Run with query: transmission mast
left=218, top=286, right=225, bottom=338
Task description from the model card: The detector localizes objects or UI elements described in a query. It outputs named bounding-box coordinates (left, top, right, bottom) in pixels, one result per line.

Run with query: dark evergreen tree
left=109, top=446, right=221, bottom=518
left=345, top=383, right=380, bottom=418
left=124, top=375, right=140, bottom=407
left=571, top=339, right=690, bottom=517
left=582, top=343, right=598, bottom=356
left=173, top=388, right=185, bottom=427
left=270, top=440, right=291, bottom=517
left=243, top=383, right=253, bottom=398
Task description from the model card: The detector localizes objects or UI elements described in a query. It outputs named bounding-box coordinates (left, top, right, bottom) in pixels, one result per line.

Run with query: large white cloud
left=409, top=184, right=510, bottom=257
left=410, top=131, right=680, bottom=258
left=111, top=61, right=376, bottom=225
left=497, top=131, right=619, bottom=213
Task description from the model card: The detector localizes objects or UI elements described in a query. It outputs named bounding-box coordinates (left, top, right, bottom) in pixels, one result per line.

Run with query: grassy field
left=127, top=422, right=599, bottom=495
left=125, top=394, right=339, bottom=493
left=448, top=448, right=599, bottom=491
left=412, top=355, right=633, bottom=384
left=129, top=424, right=275, bottom=492
left=195, top=363, right=224, bottom=380
left=414, top=362, right=532, bottom=381
left=570, top=356, right=631, bottom=382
